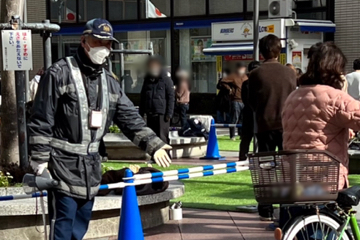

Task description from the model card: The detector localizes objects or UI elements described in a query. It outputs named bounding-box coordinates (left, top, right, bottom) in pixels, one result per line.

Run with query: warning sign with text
left=1, top=30, right=33, bottom=71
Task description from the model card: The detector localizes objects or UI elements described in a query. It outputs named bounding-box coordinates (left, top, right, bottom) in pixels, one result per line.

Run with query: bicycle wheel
left=282, top=214, right=351, bottom=240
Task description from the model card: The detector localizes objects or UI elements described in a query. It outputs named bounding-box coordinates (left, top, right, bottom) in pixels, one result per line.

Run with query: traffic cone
left=118, top=169, right=144, bottom=240
left=201, top=119, right=225, bottom=160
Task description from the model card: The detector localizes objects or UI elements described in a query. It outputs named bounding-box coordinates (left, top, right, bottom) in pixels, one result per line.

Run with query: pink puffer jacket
left=282, top=85, right=360, bottom=189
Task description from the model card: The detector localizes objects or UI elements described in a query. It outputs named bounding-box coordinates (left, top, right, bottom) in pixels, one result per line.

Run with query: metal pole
left=119, top=43, right=125, bottom=90
left=149, top=42, right=154, bottom=56
left=24, top=0, right=30, bottom=102
left=253, top=0, right=259, bottom=61
left=12, top=16, right=29, bottom=168
left=42, top=20, right=52, bottom=69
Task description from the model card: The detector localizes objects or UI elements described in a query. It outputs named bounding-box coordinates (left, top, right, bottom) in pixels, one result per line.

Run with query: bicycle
left=249, top=150, right=360, bottom=240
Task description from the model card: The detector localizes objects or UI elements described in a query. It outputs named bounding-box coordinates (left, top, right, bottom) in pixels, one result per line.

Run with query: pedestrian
left=248, top=34, right=297, bottom=221
left=216, top=69, right=231, bottom=123
left=28, top=18, right=172, bottom=240
left=285, top=63, right=296, bottom=73
left=281, top=42, right=357, bottom=232
left=239, top=61, right=260, bottom=161
left=346, top=58, right=360, bottom=100
left=29, top=68, right=44, bottom=102
left=139, top=56, right=175, bottom=144
left=221, top=62, right=248, bottom=140
left=175, top=69, right=190, bottom=127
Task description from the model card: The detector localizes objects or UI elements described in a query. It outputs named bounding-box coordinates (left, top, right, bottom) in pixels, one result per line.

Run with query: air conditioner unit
left=268, top=0, right=292, bottom=19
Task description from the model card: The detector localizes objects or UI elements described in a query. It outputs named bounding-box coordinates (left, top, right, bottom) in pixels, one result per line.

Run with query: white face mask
left=86, top=43, right=110, bottom=65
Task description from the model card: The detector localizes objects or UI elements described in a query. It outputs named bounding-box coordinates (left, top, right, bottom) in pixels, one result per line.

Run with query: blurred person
left=239, top=61, right=261, bottom=161
left=29, top=68, right=44, bottom=101
left=296, top=68, right=303, bottom=87
left=175, top=69, right=190, bottom=127
left=307, top=42, right=322, bottom=59
left=28, top=19, right=172, bottom=240
left=221, top=62, right=248, bottom=140
left=216, top=69, right=231, bottom=123
left=346, top=58, right=360, bottom=100
left=281, top=42, right=360, bottom=231
left=285, top=63, right=296, bottom=73
left=140, top=56, right=175, bottom=144
left=249, top=34, right=297, bottom=220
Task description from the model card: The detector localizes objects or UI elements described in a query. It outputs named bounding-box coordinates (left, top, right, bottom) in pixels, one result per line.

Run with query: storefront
left=203, top=18, right=336, bottom=77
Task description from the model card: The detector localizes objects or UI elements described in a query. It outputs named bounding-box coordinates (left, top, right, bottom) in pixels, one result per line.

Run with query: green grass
left=104, top=162, right=360, bottom=212
left=217, top=135, right=253, bottom=152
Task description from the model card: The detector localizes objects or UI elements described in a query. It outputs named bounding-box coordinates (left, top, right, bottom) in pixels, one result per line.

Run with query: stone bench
left=0, top=181, right=184, bottom=240
left=105, top=115, right=213, bottom=160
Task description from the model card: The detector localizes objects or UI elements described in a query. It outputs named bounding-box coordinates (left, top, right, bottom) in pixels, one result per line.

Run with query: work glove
left=153, top=144, right=172, bottom=168
left=30, top=159, right=48, bottom=176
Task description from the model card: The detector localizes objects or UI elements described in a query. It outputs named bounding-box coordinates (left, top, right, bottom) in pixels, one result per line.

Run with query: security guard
left=28, top=19, right=171, bottom=240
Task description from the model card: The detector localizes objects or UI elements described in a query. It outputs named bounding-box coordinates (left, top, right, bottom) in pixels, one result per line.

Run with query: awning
left=203, top=42, right=253, bottom=55
left=286, top=19, right=336, bottom=33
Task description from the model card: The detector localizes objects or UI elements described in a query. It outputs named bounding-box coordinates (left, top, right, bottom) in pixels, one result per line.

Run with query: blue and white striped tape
left=212, top=124, right=242, bottom=128
left=0, top=163, right=249, bottom=202
left=123, top=162, right=247, bottom=180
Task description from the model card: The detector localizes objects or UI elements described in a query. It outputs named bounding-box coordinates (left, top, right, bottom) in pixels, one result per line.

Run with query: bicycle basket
left=249, top=150, right=340, bottom=204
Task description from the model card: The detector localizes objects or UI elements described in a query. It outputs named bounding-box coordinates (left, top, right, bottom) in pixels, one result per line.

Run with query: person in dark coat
left=248, top=34, right=297, bottom=220
left=216, top=69, right=231, bottom=123
left=140, top=56, right=175, bottom=144
left=239, top=61, right=261, bottom=161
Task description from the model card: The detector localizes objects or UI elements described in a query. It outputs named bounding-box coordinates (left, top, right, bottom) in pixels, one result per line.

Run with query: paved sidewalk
left=144, top=209, right=272, bottom=240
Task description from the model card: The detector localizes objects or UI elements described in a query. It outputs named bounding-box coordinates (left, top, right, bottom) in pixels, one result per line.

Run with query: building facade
left=335, top=0, right=360, bottom=73
left=47, top=0, right=333, bottom=114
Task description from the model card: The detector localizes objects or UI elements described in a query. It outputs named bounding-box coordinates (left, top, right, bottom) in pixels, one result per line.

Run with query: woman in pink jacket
left=282, top=42, right=360, bottom=190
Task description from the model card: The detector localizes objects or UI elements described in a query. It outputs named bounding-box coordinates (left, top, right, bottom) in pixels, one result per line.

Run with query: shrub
left=0, top=171, right=13, bottom=187
left=109, top=125, right=121, bottom=133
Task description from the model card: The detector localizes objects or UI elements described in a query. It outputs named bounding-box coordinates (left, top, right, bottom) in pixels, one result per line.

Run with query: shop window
left=297, top=11, right=326, bottom=20
left=77, top=0, right=105, bottom=21
left=209, top=0, right=243, bottom=14
left=50, top=0, right=77, bottom=23
left=174, top=0, right=206, bottom=16
left=113, top=31, right=169, bottom=94
left=140, top=0, right=170, bottom=18
left=109, top=0, right=138, bottom=20
left=294, top=0, right=326, bottom=9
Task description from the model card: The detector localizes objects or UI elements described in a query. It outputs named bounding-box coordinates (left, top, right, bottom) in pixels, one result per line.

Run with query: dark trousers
left=178, top=103, right=189, bottom=127
left=48, top=190, right=94, bottom=240
left=239, top=133, right=253, bottom=160
left=230, top=101, right=244, bottom=138
left=147, top=114, right=170, bottom=144
left=256, top=129, right=283, bottom=218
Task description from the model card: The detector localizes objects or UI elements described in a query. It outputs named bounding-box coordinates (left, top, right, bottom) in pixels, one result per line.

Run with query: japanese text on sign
left=1, top=30, right=33, bottom=71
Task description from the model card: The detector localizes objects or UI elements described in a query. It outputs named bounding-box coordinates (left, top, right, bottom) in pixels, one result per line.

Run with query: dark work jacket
left=28, top=46, right=165, bottom=200
left=139, top=71, right=175, bottom=118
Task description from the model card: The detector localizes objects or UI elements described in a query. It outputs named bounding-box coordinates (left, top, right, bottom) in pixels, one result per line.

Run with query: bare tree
left=0, top=0, right=24, bottom=165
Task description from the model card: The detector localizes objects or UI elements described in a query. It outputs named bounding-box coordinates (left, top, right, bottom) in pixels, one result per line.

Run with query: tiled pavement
left=144, top=209, right=272, bottom=240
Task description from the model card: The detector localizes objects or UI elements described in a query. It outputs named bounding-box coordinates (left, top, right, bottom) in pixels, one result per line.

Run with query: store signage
left=212, top=19, right=284, bottom=42
left=1, top=30, right=33, bottom=71
left=224, top=55, right=264, bottom=61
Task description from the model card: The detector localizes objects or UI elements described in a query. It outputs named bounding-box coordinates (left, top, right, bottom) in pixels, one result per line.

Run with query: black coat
left=139, top=71, right=175, bottom=118
left=28, top=47, right=165, bottom=200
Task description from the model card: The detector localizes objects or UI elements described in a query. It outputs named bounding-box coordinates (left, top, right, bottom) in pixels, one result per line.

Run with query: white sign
left=212, top=19, right=285, bottom=42
left=2, top=30, right=33, bottom=71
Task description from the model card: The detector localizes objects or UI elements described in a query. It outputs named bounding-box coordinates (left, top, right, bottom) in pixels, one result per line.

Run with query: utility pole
left=253, top=0, right=260, bottom=61
left=0, top=0, right=24, bottom=165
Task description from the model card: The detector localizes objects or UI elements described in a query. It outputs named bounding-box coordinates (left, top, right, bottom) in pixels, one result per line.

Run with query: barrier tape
left=123, top=161, right=248, bottom=180
left=212, top=124, right=242, bottom=128
left=0, top=164, right=249, bottom=202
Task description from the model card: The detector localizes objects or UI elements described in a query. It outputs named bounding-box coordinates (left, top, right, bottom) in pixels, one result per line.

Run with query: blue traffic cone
left=201, top=119, right=225, bottom=160
left=118, top=169, right=144, bottom=240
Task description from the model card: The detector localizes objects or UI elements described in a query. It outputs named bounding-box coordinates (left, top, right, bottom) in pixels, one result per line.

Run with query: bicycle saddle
left=336, top=185, right=360, bottom=207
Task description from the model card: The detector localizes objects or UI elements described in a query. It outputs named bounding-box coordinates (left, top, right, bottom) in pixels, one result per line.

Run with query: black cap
left=83, top=18, right=119, bottom=43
